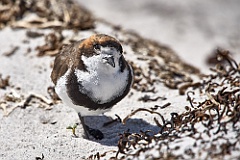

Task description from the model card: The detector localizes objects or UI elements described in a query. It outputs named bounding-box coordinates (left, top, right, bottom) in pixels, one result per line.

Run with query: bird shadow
left=83, top=115, right=161, bottom=146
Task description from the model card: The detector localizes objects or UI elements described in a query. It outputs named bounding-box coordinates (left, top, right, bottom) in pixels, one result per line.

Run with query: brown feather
left=51, top=40, right=85, bottom=84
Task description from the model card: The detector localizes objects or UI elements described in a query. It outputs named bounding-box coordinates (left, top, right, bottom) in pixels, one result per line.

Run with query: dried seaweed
left=0, top=90, right=54, bottom=116
left=26, top=30, right=44, bottom=38
left=87, top=150, right=117, bottom=160
left=0, top=0, right=94, bottom=29
left=206, top=48, right=236, bottom=66
left=123, top=32, right=201, bottom=94
left=36, top=30, right=64, bottom=56
left=179, top=82, right=201, bottom=95
left=122, top=108, right=165, bottom=125
left=0, top=74, right=10, bottom=89
left=3, top=46, right=19, bottom=57
left=138, top=94, right=166, bottom=102
left=151, top=102, right=171, bottom=110
left=114, top=50, right=240, bottom=159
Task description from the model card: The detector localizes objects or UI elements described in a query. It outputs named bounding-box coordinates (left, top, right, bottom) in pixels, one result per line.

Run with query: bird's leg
left=78, top=113, right=104, bottom=140
left=78, top=113, right=89, bottom=139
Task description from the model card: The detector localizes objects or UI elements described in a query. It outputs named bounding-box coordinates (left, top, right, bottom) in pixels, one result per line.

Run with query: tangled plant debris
left=123, top=32, right=201, bottom=93
left=113, top=50, right=240, bottom=159
left=0, top=74, right=10, bottom=89
left=0, top=0, right=94, bottom=29
left=35, top=30, right=64, bottom=57
left=0, top=88, right=55, bottom=116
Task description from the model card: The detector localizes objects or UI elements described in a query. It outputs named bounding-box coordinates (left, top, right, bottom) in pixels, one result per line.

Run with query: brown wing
left=51, top=40, right=84, bottom=85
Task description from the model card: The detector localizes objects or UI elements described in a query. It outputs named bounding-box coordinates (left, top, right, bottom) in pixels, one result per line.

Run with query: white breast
left=74, top=53, right=130, bottom=104
left=75, top=67, right=129, bottom=104
left=55, top=69, right=113, bottom=116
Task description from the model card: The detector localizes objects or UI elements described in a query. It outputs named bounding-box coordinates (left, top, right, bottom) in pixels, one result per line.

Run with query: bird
left=51, top=34, right=133, bottom=139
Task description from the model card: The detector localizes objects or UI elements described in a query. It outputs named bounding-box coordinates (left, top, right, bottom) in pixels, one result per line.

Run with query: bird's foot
left=85, top=125, right=104, bottom=140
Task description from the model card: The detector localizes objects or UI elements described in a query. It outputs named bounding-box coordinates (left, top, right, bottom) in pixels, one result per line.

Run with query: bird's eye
left=93, top=44, right=101, bottom=50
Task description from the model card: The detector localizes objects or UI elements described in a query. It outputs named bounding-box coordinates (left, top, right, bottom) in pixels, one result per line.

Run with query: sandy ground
left=0, top=23, right=192, bottom=159
left=0, top=0, right=240, bottom=160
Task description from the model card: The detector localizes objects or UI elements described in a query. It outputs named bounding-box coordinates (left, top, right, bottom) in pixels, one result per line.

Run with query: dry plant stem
left=122, top=108, right=165, bottom=125
left=29, top=93, right=53, bottom=105
left=0, top=102, right=18, bottom=116
left=0, top=92, right=54, bottom=116
left=20, top=93, right=53, bottom=108
left=88, top=150, right=117, bottom=159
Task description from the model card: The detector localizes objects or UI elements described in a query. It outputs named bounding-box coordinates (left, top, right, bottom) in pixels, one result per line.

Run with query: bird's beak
left=103, top=56, right=115, bottom=68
